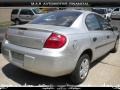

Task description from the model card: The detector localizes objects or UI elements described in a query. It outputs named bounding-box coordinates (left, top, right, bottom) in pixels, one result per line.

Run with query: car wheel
left=111, top=39, right=119, bottom=53
left=70, top=54, right=90, bottom=85
left=15, top=19, right=20, bottom=25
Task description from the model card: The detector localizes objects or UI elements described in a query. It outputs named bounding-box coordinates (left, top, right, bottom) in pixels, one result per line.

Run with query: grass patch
left=0, top=21, right=13, bottom=28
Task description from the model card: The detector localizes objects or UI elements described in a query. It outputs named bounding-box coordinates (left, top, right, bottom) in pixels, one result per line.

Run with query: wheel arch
left=72, top=48, right=93, bottom=71
left=80, top=49, right=93, bottom=62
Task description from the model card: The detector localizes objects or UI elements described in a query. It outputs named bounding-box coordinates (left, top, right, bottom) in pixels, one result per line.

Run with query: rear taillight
left=44, top=33, right=67, bottom=49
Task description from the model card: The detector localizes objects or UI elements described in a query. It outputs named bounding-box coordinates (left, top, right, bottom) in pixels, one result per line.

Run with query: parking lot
left=0, top=11, right=120, bottom=86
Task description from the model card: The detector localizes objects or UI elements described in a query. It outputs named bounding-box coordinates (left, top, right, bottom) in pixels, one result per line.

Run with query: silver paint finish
left=2, top=10, right=119, bottom=77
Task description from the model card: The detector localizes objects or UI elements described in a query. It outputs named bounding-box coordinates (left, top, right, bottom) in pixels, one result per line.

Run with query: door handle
left=107, top=35, right=110, bottom=39
left=93, top=37, right=97, bottom=42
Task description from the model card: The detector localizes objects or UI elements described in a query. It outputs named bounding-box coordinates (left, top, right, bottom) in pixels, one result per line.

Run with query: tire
left=15, top=19, right=20, bottom=25
left=111, top=39, right=119, bottom=53
left=70, top=54, right=90, bottom=85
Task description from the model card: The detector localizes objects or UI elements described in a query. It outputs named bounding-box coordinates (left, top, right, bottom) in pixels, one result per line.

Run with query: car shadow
left=90, top=52, right=110, bottom=69
left=2, top=52, right=110, bottom=86
left=2, top=63, right=71, bottom=86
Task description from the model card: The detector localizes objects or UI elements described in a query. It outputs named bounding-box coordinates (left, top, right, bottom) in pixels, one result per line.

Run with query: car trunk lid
left=7, top=24, right=55, bottom=49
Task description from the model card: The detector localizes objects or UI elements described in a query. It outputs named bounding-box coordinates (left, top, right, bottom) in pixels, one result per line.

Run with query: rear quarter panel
left=65, top=32, right=92, bottom=70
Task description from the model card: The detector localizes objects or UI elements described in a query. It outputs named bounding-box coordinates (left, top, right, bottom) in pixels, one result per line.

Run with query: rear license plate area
left=11, top=51, right=24, bottom=62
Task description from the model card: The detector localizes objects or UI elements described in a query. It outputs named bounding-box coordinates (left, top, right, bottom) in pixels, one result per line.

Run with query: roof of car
left=64, top=9, right=92, bottom=13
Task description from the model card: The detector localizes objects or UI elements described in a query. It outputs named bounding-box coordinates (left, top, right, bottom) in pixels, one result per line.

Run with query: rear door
left=85, top=14, right=109, bottom=60
left=96, top=15, right=116, bottom=51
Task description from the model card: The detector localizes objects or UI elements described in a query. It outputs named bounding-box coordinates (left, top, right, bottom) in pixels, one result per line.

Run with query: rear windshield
left=12, top=9, right=19, bottom=14
left=30, top=11, right=81, bottom=27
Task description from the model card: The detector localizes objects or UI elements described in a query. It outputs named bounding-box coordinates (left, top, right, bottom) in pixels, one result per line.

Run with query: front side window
left=32, top=8, right=42, bottom=14
left=30, top=11, right=81, bottom=27
left=85, top=14, right=102, bottom=30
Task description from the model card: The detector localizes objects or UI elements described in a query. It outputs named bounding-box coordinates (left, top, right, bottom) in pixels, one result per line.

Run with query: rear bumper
left=2, top=40, right=75, bottom=77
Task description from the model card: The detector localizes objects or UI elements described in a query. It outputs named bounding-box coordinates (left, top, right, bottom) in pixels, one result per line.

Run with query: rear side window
left=20, top=9, right=34, bottom=15
left=12, top=9, right=19, bottom=14
left=85, top=14, right=102, bottom=30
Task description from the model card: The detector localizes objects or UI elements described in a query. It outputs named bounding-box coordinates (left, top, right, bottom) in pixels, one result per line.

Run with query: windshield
left=92, top=9, right=106, bottom=14
left=32, top=8, right=42, bottom=14
left=30, top=11, right=81, bottom=27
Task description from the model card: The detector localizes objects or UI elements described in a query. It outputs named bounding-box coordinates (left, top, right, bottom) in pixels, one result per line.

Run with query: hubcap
left=79, top=58, right=89, bottom=79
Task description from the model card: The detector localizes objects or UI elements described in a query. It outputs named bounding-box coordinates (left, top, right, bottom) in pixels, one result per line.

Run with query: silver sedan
left=2, top=10, right=119, bottom=84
